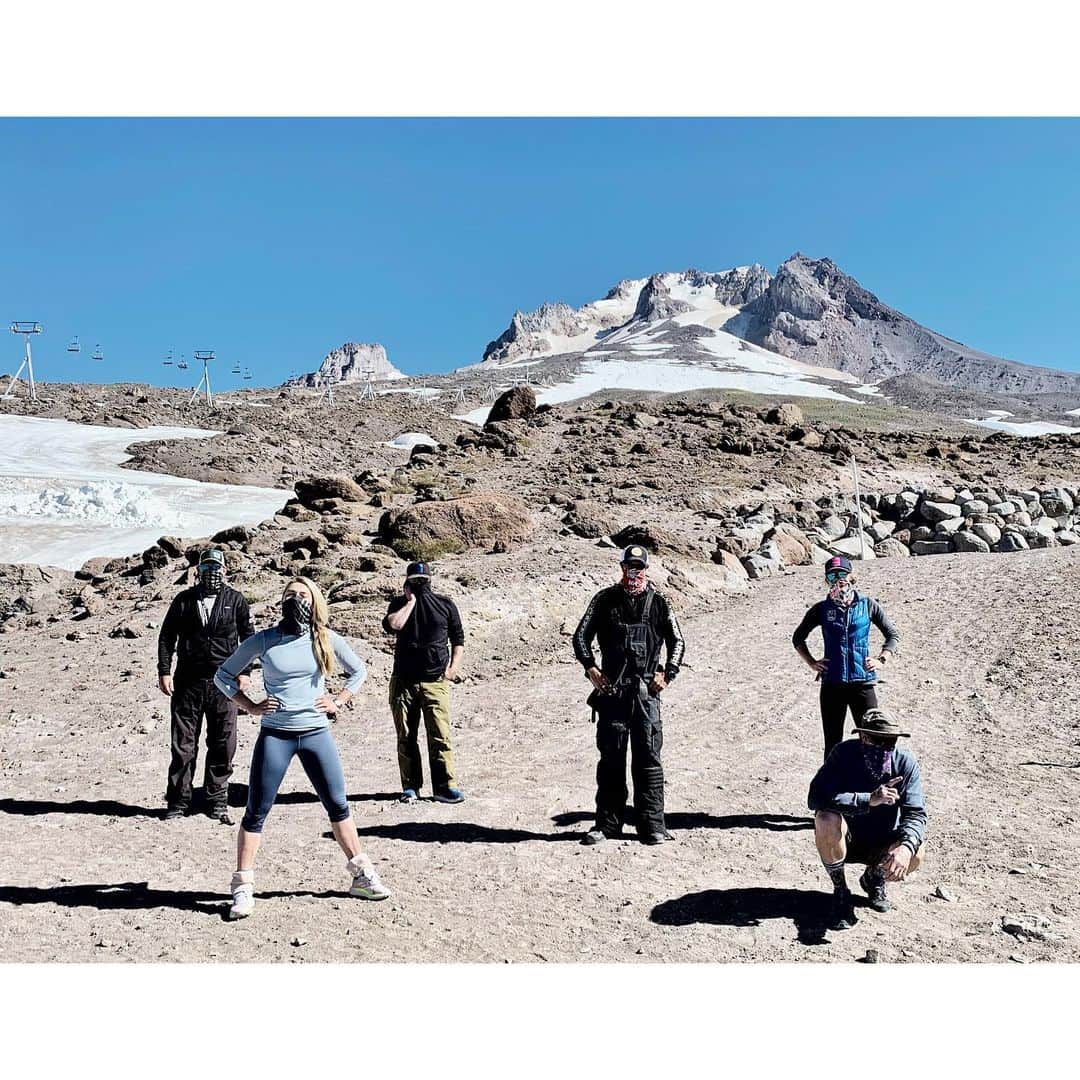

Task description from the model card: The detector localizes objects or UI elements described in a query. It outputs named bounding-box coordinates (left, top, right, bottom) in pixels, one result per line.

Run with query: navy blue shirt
left=808, top=739, right=928, bottom=852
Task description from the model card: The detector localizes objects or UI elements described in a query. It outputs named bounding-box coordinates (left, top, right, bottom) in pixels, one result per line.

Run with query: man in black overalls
left=572, top=545, right=685, bottom=845
left=157, top=548, right=254, bottom=823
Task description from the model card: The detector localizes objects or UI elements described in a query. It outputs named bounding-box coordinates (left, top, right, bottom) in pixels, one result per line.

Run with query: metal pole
left=25, top=336, right=36, bottom=401
left=851, top=454, right=865, bottom=560
left=204, top=358, right=214, bottom=409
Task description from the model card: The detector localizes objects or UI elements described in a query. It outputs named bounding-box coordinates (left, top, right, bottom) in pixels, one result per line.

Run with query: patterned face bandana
left=861, top=742, right=895, bottom=780
left=827, top=577, right=855, bottom=607
left=198, top=567, right=224, bottom=594
left=281, top=594, right=313, bottom=635
left=621, top=565, right=647, bottom=596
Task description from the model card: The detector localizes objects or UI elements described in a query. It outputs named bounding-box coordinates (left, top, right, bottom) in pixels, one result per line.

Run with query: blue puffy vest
left=820, top=593, right=875, bottom=683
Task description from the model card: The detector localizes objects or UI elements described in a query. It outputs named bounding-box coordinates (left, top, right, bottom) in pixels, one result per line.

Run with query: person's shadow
left=0, top=881, right=347, bottom=921
left=551, top=810, right=814, bottom=832
left=651, top=887, right=838, bottom=946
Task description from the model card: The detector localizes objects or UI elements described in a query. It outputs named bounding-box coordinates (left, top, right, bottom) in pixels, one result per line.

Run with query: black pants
left=594, top=682, right=665, bottom=837
left=819, top=681, right=878, bottom=759
left=166, top=675, right=238, bottom=810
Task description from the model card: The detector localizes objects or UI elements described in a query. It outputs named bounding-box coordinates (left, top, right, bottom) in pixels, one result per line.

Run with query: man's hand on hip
left=587, top=666, right=612, bottom=692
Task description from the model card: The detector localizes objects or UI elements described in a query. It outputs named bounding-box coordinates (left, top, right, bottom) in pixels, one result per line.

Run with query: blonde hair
left=284, top=576, right=335, bottom=677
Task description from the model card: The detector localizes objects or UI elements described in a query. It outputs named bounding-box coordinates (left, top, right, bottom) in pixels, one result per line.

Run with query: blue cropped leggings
left=241, top=727, right=351, bottom=833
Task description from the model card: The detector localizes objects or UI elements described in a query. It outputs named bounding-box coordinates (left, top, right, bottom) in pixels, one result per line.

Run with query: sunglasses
left=826, top=571, right=851, bottom=582
left=624, top=563, right=646, bottom=571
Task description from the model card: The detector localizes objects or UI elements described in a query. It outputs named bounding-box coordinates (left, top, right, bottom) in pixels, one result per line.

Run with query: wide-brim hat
left=853, top=708, right=910, bottom=739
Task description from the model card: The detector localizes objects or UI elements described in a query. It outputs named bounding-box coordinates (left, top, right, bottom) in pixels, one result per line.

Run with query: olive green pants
left=389, top=677, right=457, bottom=792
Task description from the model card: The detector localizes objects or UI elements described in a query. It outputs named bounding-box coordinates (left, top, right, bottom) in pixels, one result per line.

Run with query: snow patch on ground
left=966, top=417, right=1080, bottom=437
left=0, top=416, right=287, bottom=569
left=455, top=353, right=860, bottom=426
left=386, top=432, right=438, bottom=451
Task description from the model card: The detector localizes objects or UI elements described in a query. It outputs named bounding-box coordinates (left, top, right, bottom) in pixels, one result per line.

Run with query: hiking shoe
left=859, top=868, right=892, bottom=913
left=229, top=870, right=255, bottom=919
left=828, top=889, right=857, bottom=931
left=206, top=806, right=234, bottom=826
left=581, top=828, right=621, bottom=845
left=347, top=855, right=391, bottom=901
left=433, top=787, right=465, bottom=804
left=164, top=805, right=186, bottom=821
left=640, top=831, right=675, bottom=845
left=399, top=789, right=419, bottom=804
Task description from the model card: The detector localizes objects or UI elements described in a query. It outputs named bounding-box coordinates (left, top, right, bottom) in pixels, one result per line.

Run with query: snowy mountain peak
left=294, top=342, right=406, bottom=387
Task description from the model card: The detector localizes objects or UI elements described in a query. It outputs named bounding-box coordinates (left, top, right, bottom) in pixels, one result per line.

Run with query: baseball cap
left=405, top=561, right=432, bottom=579
left=199, top=547, right=226, bottom=568
left=620, top=545, right=649, bottom=568
left=824, top=555, right=852, bottom=579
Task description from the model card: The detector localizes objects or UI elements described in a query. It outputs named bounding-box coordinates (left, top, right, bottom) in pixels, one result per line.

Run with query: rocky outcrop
left=377, top=493, right=533, bottom=560
left=734, top=253, right=1080, bottom=395
left=487, top=385, right=536, bottom=423
left=295, top=342, right=405, bottom=387
left=482, top=303, right=589, bottom=364
left=633, top=274, right=692, bottom=321
left=712, top=264, right=772, bottom=306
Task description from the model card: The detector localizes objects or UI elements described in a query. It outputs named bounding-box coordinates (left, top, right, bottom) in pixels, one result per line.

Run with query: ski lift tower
left=357, top=366, right=376, bottom=404
left=316, top=373, right=336, bottom=406
left=452, top=385, right=467, bottom=405
left=2, top=321, right=43, bottom=401
left=189, top=350, right=216, bottom=408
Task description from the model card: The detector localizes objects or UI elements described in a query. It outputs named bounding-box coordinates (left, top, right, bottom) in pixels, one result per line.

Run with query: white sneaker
left=347, top=854, right=391, bottom=900
left=230, top=869, right=255, bottom=919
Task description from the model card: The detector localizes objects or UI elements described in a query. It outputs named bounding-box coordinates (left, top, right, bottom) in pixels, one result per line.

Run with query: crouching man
left=808, top=707, right=927, bottom=930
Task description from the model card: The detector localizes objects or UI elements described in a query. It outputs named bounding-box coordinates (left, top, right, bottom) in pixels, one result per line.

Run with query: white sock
left=231, top=869, right=254, bottom=890
left=347, top=854, right=373, bottom=876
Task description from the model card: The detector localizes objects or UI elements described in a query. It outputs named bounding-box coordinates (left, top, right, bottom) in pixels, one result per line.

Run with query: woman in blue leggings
left=214, top=576, right=391, bottom=919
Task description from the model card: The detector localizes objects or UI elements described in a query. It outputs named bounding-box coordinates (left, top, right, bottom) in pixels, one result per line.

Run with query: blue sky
left=2, top=117, right=1079, bottom=388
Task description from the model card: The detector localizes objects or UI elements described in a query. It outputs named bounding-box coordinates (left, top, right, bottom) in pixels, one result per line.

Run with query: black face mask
left=408, top=578, right=431, bottom=595
left=281, top=594, right=312, bottom=635
left=198, top=567, right=224, bottom=594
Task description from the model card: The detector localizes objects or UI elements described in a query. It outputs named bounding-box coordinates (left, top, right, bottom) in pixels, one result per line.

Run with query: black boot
left=828, top=889, right=857, bottom=930
left=859, top=868, right=891, bottom=913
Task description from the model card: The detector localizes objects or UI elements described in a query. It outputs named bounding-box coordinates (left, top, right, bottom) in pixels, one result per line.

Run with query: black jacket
left=573, top=583, right=685, bottom=684
left=157, top=585, right=255, bottom=680
left=383, top=588, right=465, bottom=682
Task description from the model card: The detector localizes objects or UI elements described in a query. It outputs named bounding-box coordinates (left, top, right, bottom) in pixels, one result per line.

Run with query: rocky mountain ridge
left=293, top=342, right=405, bottom=387
left=473, top=254, right=1080, bottom=401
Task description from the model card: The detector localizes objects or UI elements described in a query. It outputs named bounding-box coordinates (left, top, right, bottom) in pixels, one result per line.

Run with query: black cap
left=620, top=545, right=649, bottom=568
left=405, top=561, right=432, bottom=579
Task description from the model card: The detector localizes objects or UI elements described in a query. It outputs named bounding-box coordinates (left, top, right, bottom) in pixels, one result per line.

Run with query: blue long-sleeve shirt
left=808, top=740, right=928, bottom=852
left=214, top=627, right=366, bottom=732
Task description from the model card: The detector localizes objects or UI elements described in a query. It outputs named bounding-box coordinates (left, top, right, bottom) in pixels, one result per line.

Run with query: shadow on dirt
left=350, top=821, right=584, bottom=844
left=0, top=881, right=350, bottom=920
left=0, top=785, right=398, bottom=819
left=551, top=810, right=814, bottom=832
left=650, top=887, right=837, bottom=946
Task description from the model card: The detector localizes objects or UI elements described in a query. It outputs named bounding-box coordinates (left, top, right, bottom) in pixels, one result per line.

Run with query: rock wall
left=713, top=481, right=1080, bottom=580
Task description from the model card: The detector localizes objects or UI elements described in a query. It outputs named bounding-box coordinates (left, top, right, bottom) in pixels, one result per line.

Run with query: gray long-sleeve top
left=215, top=627, right=366, bottom=732
left=808, top=740, right=928, bottom=853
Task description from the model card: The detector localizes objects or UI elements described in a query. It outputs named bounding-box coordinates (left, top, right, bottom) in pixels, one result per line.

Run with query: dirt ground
left=2, top=543, right=1077, bottom=963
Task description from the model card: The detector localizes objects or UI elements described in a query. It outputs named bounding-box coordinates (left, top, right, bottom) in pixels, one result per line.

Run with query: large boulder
left=829, top=535, right=876, bottom=560
left=971, top=521, right=1002, bottom=547
left=295, top=475, right=366, bottom=507
left=487, top=385, right=536, bottom=424
left=873, top=538, right=911, bottom=558
left=817, top=514, right=847, bottom=540
left=742, top=541, right=785, bottom=579
left=910, top=540, right=952, bottom=556
left=764, top=402, right=804, bottom=427
left=765, top=523, right=813, bottom=566
left=1040, top=487, right=1074, bottom=516
left=562, top=500, right=617, bottom=540
left=953, top=530, right=992, bottom=554
left=920, top=500, right=963, bottom=525
left=715, top=525, right=767, bottom=558
left=610, top=523, right=687, bottom=556
left=996, top=531, right=1030, bottom=553
left=378, top=493, right=532, bottom=560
